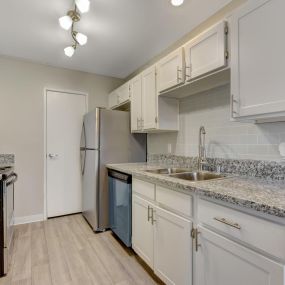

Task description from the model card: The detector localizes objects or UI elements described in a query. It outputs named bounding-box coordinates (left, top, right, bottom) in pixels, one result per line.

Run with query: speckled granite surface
left=148, top=154, right=285, bottom=180
left=106, top=162, right=285, bottom=218
left=0, top=154, right=14, bottom=167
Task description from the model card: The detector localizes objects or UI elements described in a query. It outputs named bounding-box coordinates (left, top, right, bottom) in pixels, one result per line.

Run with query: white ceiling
left=0, top=0, right=232, bottom=78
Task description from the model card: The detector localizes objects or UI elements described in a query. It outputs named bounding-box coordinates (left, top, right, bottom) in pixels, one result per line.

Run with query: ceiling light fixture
left=59, top=1, right=89, bottom=57
left=171, top=0, right=184, bottom=6
left=75, top=0, right=90, bottom=14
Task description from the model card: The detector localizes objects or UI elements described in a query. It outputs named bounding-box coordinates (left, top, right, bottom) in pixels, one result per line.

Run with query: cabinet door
left=132, top=195, right=154, bottom=268
left=108, top=91, right=118, bottom=109
left=130, top=75, right=142, bottom=132
left=184, top=21, right=227, bottom=81
left=231, top=0, right=285, bottom=118
left=154, top=206, right=192, bottom=285
left=117, top=82, right=130, bottom=105
left=157, top=48, right=185, bottom=93
left=142, top=65, right=157, bottom=130
left=196, top=226, right=285, bottom=285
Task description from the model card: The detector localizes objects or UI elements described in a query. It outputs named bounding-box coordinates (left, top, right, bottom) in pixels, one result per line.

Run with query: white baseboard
left=14, top=214, right=44, bottom=225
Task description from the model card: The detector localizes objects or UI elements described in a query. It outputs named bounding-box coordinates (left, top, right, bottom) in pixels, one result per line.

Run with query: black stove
left=0, top=168, right=13, bottom=182
left=0, top=166, right=17, bottom=276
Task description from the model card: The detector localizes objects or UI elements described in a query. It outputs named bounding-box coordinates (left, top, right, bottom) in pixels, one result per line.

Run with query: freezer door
left=83, top=108, right=100, bottom=150
left=82, top=149, right=99, bottom=231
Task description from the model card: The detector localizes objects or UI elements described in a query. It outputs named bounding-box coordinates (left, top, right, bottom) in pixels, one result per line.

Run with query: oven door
left=3, top=173, right=17, bottom=275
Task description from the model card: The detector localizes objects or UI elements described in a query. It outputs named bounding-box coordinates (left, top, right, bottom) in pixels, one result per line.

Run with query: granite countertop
left=106, top=162, right=285, bottom=218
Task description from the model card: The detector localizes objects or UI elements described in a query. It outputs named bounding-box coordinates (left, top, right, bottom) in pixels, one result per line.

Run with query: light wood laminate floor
left=0, top=214, right=162, bottom=285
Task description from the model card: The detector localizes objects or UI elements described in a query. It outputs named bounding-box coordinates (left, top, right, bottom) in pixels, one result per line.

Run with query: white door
left=142, top=65, right=157, bottom=130
left=195, top=226, right=285, bottom=285
left=130, top=74, right=142, bottom=132
left=156, top=47, right=185, bottom=93
left=154, top=206, right=192, bottom=285
left=184, top=21, right=227, bottom=81
left=46, top=90, right=87, bottom=218
left=231, top=0, right=285, bottom=118
left=132, top=195, right=154, bottom=268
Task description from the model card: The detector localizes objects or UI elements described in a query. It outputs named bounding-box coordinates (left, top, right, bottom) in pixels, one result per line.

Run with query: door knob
left=48, top=153, right=58, bottom=159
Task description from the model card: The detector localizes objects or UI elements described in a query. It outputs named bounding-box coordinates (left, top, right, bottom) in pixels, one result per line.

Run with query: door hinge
left=224, top=25, right=229, bottom=35
left=225, top=50, right=229, bottom=59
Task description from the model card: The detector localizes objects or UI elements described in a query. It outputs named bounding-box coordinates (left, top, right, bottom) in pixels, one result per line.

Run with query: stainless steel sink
left=169, top=171, right=226, bottom=181
left=145, top=168, right=192, bottom=175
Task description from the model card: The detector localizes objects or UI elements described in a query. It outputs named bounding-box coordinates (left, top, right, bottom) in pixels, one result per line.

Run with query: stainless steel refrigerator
left=80, top=108, right=146, bottom=232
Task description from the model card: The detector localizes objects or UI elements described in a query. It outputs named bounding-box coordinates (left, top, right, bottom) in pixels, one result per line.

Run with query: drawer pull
left=214, top=217, right=241, bottom=230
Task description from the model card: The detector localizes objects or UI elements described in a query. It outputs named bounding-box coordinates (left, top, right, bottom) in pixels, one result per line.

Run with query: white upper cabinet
left=108, top=82, right=130, bottom=109
left=142, top=65, right=157, bottom=130
left=196, top=226, right=285, bottom=285
left=108, top=90, right=118, bottom=109
left=184, top=21, right=227, bottom=81
left=130, top=75, right=142, bottom=132
left=130, top=66, right=179, bottom=133
left=117, top=82, right=130, bottom=105
left=231, top=0, right=285, bottom=121
left=156, top=48, right=185, bottom=93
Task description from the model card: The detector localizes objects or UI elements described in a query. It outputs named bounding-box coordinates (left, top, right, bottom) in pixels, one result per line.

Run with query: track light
left=75, top=0, right=90, bottom=13
left=171, top=0, right=184, bottom=6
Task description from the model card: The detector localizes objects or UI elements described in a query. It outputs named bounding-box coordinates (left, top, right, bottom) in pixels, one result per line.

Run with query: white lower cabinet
left=132, top=179, right=285, bottom=285
left=154, top=206, right=192, bottom=285
left=195, top=226, right=285, bottom=285
left=132, top=195, right=154, bottom=268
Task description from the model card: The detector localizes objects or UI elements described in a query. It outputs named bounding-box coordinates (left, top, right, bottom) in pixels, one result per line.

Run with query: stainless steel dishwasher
left=108, top=170, right=132, bottom=247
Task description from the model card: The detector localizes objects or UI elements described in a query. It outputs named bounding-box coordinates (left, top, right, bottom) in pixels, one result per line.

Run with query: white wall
left=148, top=85, right=285, bottom=162
left=0, top=56, right=122, bottom=221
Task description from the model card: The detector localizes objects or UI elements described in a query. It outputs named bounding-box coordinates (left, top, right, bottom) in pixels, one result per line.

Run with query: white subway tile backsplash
left=148, top=84, right=285, bottom=161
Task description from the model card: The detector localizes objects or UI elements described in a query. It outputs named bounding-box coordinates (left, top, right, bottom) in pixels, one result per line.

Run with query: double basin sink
left=145, top=168, right=227, bottom=182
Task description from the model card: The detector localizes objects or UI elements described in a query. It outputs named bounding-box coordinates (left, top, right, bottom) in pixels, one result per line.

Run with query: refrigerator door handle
left=81, top=122, right=87, bottom=175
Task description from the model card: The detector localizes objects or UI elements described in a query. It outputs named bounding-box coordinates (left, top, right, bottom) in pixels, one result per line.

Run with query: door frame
left=43, top=88, right=88, bottom=220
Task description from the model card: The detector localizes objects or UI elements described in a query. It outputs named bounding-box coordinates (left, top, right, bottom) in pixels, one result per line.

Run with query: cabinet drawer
left=133, top=178, right=155, bottom=201
left=156, top=186, right=192, bottom=218
left=198, top=199, right=285, bottom=260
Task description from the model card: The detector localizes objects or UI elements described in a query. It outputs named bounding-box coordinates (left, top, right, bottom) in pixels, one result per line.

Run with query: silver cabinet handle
left=48, top=154, right=58, bottom=159
left=151, top=208, right=156, bottom=225
left=140, top=118, right=144, bottom=130
left=136, top=118, right=139, bottom=130
left=177, top=66, right=182, bottom=82
left=231, top=94, right=239, bottom=117
left=185, top=65, right=191, bottom=79
left=214, top=217, right=241, bottom=230
left=147, top=206, right=151, bottom=222
left=191, top=228, right=201, bottom=252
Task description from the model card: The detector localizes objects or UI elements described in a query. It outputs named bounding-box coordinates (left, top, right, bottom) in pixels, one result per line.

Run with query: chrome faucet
left=198, top=126, right=207, bottom=171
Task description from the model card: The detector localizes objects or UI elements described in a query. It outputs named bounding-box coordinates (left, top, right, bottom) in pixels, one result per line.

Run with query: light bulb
left=75, top=0, right=90, bottom=13
left=171, top=0, right=184, bottom=6
left=59, top=15, right=73, bottom=30
left=76, top=33, right=88, bottom=46
left=64, top=46, right=75, bottom=57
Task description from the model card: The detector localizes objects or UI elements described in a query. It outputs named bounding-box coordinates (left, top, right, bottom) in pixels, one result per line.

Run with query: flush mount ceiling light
left=171, top=0, right=184, bottom=6
left=59, top=0, right=90, bottom=57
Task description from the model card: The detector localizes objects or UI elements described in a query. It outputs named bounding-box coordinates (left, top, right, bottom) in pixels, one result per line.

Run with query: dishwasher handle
left=108, top=170, right=131, bottom=184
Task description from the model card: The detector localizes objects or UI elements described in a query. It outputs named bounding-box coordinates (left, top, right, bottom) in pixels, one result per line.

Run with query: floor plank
left=0, top=214, right=161, bottom=285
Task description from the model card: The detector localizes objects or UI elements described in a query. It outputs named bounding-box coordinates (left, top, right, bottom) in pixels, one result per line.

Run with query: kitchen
left=0, top=0, right=285, bottom=284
